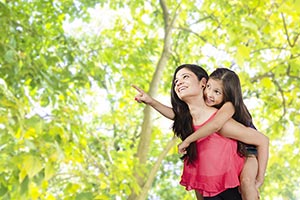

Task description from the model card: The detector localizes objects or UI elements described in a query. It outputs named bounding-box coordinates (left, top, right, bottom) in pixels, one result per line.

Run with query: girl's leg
left=195, top=190, right=204, bottom=200
left=240, top=156, right=259, bottom=200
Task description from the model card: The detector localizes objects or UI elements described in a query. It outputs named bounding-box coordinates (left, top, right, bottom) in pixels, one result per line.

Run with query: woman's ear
left=200, top=77, right=207, bottom=88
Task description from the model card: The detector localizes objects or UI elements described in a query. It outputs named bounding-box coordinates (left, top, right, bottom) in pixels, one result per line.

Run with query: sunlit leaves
left=21, top=155, right=43, bottom=179
left=0, top=0, right=299, bottom=199
left=235, top=45, right=250, bottom=66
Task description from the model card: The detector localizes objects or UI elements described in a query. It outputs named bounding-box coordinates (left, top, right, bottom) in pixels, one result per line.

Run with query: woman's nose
left=176, top=79, right=183, bottom=87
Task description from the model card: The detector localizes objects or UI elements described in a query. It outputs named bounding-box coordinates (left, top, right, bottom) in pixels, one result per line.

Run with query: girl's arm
left=178, top=102, right=235, bottom=154
left=132, top=85, right=174, bottom=119
left=220, top=119, right=269, bottom=186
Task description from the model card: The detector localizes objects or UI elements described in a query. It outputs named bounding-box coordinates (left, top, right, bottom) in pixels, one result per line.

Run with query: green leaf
left=44, top=162, right=55, bottom=181
left=75, top=192, right=93, bottom=200
left=0, top=183, right=8, bottom=197
left=235, top=45, right=250, bottom=66
left=20, top=176, right=29, bottom=196
left=4, top=49, right=16, bottom=63
left=261, top=77, right=273, bottom=88
left=22, top=155, right=43, bottom=178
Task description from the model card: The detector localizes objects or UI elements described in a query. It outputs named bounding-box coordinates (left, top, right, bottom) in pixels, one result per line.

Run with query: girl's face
left=204, top=78, right=224, bottom=106
left=174, top=68, right=202, bottom=100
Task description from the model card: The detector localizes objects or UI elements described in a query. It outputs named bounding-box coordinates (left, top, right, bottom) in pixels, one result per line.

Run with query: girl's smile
left=204, top=79, right=224, bottom=106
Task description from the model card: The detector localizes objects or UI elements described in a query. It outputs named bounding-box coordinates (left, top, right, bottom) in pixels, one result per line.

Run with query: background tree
left=0, top=0, right=299, bottom=199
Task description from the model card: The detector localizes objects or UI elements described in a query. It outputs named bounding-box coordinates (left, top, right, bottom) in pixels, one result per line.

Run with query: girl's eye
left=215, top=90, right=221, bottom=95
left=174, top=79, right=178, bottom=84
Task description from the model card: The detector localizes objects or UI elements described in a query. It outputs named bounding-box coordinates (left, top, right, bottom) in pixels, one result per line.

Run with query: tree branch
left=252, top=72, right=287, bottom=120
left=287, top=64, right=300, bottom=80
left=177, top=26, right=207, bottom=42
left=281, top=12, right=293, bottom=47
left=137, top=137, right=178, bottom=200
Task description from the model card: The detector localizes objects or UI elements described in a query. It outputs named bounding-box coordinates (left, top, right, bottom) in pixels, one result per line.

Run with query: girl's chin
left=205, top=101, right=215, bottom=107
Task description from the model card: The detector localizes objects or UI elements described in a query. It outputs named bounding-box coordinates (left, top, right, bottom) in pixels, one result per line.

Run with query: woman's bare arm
left=220, top=119, right=269, bottom=186
left=178, top=102, right=235, bottom=154
left=132, top=85, right=174, bottom=119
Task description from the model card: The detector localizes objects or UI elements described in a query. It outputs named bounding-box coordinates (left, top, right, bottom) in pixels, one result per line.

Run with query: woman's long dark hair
left=209, top=68, right=255, bottom=156
left=171, top=64, right=209, bottom=164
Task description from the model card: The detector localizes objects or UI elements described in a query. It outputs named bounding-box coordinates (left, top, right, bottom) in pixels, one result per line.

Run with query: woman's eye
left=183, top=75, right=189, bottom=79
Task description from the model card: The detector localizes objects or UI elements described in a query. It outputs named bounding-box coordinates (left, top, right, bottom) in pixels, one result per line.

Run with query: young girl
left=133, top=67, right=268, bottom=199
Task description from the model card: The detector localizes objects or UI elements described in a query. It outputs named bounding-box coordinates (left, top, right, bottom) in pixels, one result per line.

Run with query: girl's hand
left=255, top=179, right=264, bottom=189
left=255, top=178, right=264, bottom=199
left=178, top=141, right=190, bottom=154
left=132, top=85, right=153, bottom=105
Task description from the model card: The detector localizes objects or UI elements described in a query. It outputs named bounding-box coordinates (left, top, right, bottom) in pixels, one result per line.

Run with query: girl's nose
left=206, top=89, right=212, bottom=98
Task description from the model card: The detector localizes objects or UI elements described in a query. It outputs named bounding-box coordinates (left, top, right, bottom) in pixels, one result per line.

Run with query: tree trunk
left=128, top=0, right=178, bottom=199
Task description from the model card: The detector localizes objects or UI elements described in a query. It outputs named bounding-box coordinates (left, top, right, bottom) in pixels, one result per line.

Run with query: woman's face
left=174, top=68, right=202, bottom=100
left=204, top=78, right=224, bottom=106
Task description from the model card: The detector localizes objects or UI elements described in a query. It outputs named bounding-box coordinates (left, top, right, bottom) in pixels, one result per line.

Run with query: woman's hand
left=132, top=85, right=153, bottom=105
left=132, top=84, right=175, bottom=120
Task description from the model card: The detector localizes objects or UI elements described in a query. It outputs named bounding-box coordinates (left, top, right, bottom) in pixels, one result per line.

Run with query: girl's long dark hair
left=171, top=64, right=209, bottom=164
left=209, top=68, right=255, bottom=156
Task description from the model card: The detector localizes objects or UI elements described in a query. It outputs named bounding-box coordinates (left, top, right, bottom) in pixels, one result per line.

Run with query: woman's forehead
left=175, top=68, right=192, bottom=77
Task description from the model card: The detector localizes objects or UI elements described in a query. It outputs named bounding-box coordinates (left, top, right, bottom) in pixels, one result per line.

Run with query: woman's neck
left=187, top=97, right=216, bottom=125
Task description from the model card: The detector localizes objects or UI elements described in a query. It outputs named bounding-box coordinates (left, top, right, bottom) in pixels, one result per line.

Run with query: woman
left=171, top=64, right=243, bottom=198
